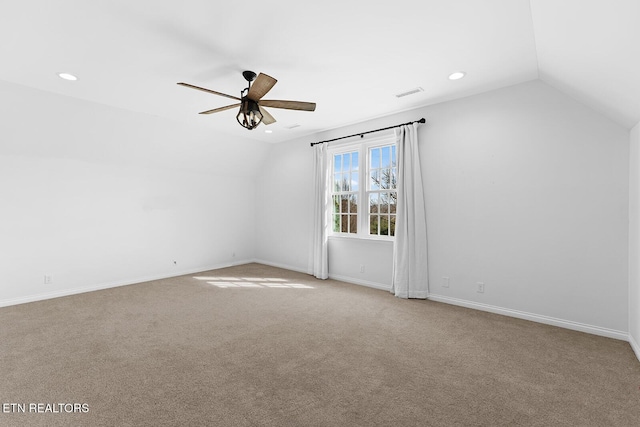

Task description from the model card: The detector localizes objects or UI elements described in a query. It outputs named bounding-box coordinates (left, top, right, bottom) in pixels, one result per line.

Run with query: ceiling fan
left=178, top=71, right=316, bottom=130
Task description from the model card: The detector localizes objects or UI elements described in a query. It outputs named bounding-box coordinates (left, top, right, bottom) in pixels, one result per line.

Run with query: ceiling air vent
left=395, top=87, right=424, bottom=98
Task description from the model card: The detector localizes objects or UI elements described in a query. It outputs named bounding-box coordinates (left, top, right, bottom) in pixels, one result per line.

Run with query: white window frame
left=327, top=131, right=397, bottom=241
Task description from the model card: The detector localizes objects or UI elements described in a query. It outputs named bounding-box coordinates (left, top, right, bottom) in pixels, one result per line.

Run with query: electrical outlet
left=442, top=277, right=450, bottom=288
left=359, top=264, right=365, bottom=273
left=44, top=275, right=52, bottom=284
left=477, top=282, right=485, bottom=293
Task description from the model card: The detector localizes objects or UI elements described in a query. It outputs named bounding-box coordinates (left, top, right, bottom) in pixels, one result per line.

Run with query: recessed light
left=448, top=71, right=466, bottom=80
left=265, top=129, right=273, bottom=134
left=57, top=72, right=78, bottom=81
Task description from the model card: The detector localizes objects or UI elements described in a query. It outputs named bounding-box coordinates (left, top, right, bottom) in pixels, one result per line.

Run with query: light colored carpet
left=1, top=263, right=639, bottom=426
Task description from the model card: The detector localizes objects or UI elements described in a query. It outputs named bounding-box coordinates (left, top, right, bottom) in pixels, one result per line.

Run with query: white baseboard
left=630, top=333, right=640, bottom=363
left=251, top=259, right=311, bottom=275
left=327, top=274, right=391, bottom=292
left=428, top=294, right=628, bottom=341
left=0, top=259, right=253, bottom=308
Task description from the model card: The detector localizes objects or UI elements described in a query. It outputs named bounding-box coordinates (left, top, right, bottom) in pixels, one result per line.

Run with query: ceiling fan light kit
left=236, top=70, right=263, bottom=130
left=236, top=99, right=263, bottom=130
left=178, top=70, right=316, bottom=130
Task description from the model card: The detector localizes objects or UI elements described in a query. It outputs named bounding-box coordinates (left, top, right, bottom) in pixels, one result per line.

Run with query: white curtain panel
left=311, top=144, right=329, bottom=279
left=391, top=123, right=429, bottom=298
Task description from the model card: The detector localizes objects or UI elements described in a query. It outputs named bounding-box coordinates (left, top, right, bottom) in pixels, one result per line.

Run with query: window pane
left=391, top=145, right=396, bottom=166
left=370, top=147, right=380, bottom=169
left=380, top=216, right=389, bottom=236
left=341, top=215, right=348, bottom=232
left=381, top=169, right=390, bottom=189
left=370, top=170, right=380, bottom=190
left=390, top=196, right=396, bottom=214
left=390, top=215, right=396, bottom=236
left=369, top=193, right=379, bottom=213
left=333, top=195, right=340, bottom=214
left=351, top=172, right=359, bottom=191
left=390, top=167, right=397, bottom=189
left=342, top=153, right=350, bottom=172
left=334, top=155, right=341, bottom=172
left=352, top=152, right=359, bottom=171
left=369, top=215, right=378, bottom=235
left=334, top=173, right=341, bottom=192
left=333, top=214, right=340, bottom=232
left=380, top=195, right=389, bottom=213
left=349, top=215, right=358, bottom=234
left=342, top=175, right=349, bottom=191
left=382, top=146, right=390, bottom=168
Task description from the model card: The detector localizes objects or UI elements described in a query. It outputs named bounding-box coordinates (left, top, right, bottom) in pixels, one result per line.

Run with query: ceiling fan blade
left=259, top=106, right=276, bottom=125
left=259, top=100, right=316, bottom=111
left=199, top=103, right=241, bottom=114
left=177, top=82, right=241, bottom=101
left=247, top=73, right=277, bottom=101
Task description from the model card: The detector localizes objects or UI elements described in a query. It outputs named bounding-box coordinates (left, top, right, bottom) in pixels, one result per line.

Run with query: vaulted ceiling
left=0, top=0, right=638, bottom=143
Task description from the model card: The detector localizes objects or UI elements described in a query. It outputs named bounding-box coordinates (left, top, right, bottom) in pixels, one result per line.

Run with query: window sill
left=328, top=234, right=394, bottom=244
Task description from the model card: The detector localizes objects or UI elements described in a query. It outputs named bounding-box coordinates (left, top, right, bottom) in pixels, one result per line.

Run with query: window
left=330, top=135, right=397, bottom=239
left=368, top=145, right=397, bottom=236
left=331, top=151, right=359, bottom=234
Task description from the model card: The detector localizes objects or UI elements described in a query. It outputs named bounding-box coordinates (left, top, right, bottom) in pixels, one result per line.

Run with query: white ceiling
left=0, top=0, right=638, bottom=143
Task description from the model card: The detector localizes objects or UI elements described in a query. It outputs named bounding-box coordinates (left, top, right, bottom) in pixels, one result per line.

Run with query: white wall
left=424, top=80, right=628, bottom=338
left=327, top=238, right=393, bottom=290
left=253, top=137, right=314, bottom=272
left=0, top=80, right=268, bottom=306
left=629, top=121, right=640, bottom=357
left=257, top=80, right=630, bottom=338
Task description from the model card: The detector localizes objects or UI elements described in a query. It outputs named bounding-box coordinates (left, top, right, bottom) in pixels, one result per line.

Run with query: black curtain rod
left=310, top=118, right=426, bottom=147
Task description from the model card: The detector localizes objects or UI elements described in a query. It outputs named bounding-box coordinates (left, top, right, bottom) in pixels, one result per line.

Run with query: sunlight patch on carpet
left=193, top=276, right=315, bottom=289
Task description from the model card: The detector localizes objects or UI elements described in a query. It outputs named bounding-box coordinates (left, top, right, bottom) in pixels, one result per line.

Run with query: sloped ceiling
left=532, top=0, right=640, bottom=129
left=0, top=1, right=637, bottom=144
